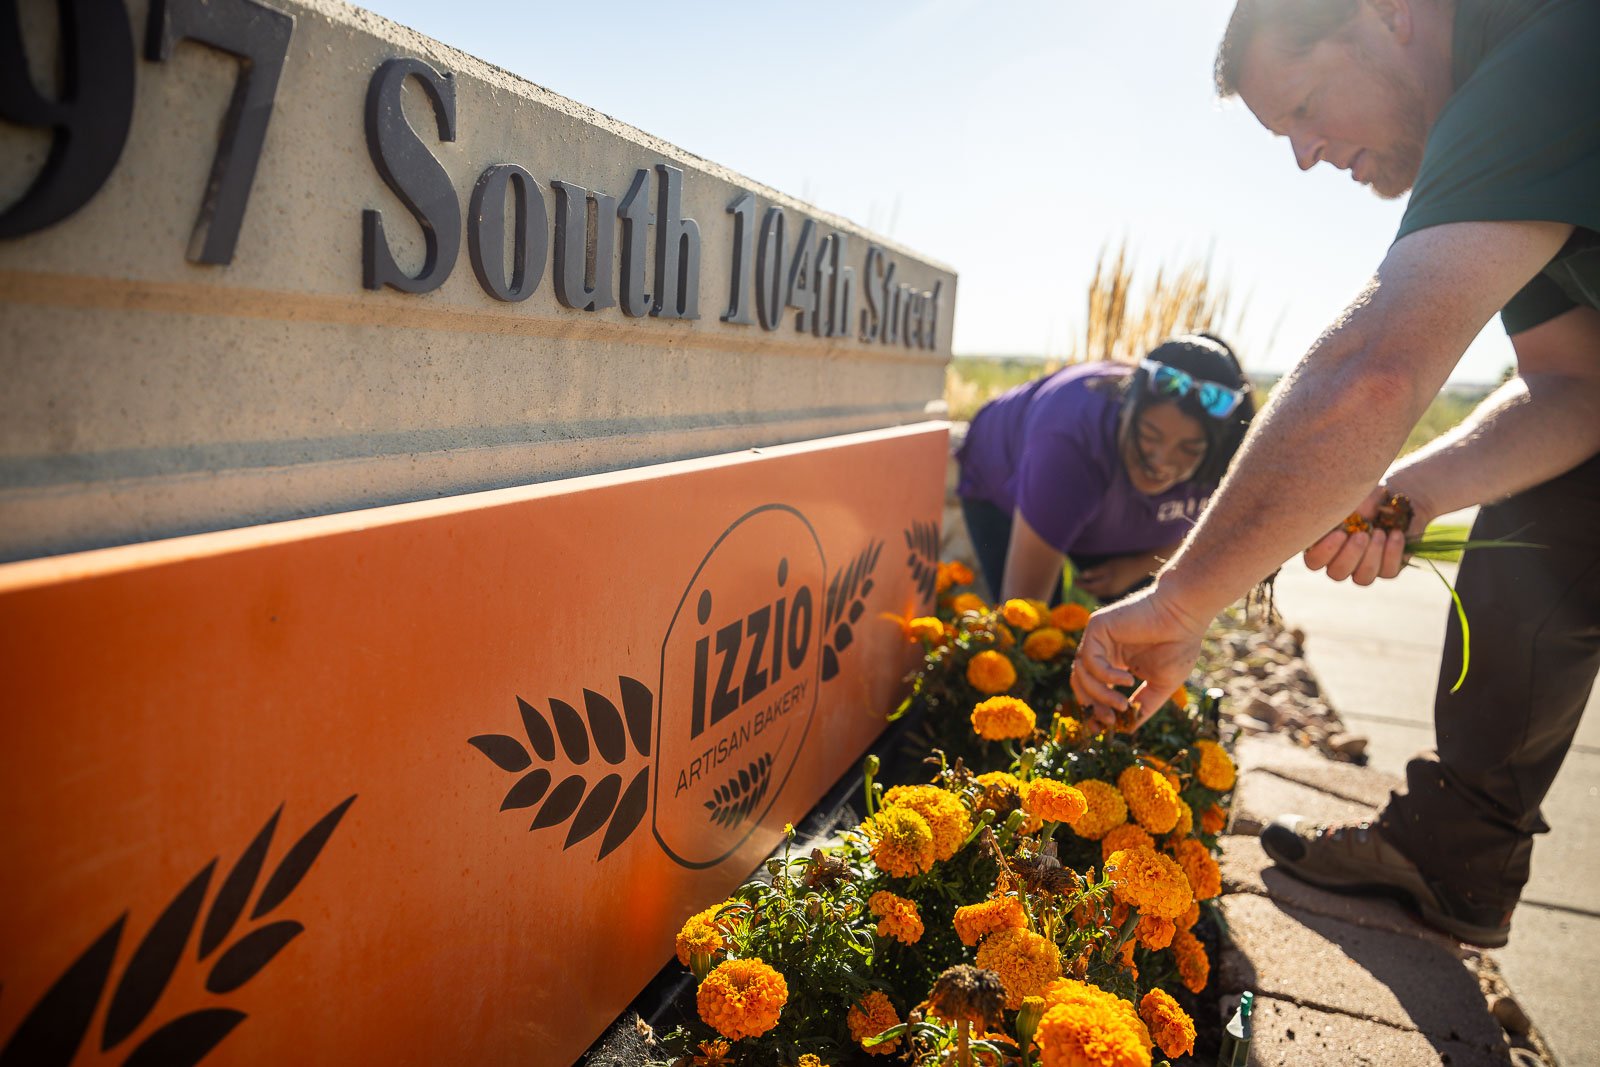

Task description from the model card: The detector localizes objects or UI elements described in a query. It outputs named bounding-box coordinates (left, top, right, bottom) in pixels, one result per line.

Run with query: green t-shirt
left=1394, top=0, right=1600, bottom=335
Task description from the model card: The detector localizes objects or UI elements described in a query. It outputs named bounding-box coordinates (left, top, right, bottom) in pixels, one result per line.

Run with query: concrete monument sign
left=0, top=0, right=955, bottom=562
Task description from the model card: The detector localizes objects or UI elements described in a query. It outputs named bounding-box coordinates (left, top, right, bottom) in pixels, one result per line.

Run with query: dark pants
left=959, top=496, right=1133, bottom=605
left=1381, top=452, right=1600, bottom=914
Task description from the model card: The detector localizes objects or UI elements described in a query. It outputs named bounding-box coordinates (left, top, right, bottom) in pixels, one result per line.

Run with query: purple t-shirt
left=956, top=362, right=1211, bottom=557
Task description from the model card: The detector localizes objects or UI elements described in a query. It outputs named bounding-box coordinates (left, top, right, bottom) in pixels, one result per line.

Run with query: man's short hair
left=1215, top=0, right=1361, bottom=97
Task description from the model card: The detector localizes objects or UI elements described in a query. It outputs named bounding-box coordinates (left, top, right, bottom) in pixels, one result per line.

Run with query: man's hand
left=1302, top=485, right=1429, bottom=585
left=1069, top=586, right=1209, bottom=731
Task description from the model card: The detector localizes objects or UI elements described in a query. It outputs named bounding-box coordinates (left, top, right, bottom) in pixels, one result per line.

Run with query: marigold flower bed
left=646, top=565, right=1236, bottom=1066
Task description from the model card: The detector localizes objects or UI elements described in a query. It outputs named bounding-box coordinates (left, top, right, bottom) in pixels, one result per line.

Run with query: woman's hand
left=1076, top=549, right=1167, bottom=599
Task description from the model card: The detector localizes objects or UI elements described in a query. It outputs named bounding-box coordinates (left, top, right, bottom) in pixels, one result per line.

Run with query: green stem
left=1418, top=556, right=1471, bottom=693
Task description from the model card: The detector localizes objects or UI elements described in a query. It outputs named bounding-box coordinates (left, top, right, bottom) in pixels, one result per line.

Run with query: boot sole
left=1261, top=836, right=1510, bottom=949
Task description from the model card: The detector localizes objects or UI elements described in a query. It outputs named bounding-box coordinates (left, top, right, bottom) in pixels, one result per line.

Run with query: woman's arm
left=1000, top=509, right=1066, bottom=602
left=1078, top=540, right=1185, bottom=600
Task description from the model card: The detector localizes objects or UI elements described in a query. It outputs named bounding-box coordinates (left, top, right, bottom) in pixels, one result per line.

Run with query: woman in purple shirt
left=956, top=334, right=1256, bottom=603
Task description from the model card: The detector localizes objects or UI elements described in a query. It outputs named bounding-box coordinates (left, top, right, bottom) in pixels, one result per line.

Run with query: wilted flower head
left=928, top=964, right=1007, bottom=1030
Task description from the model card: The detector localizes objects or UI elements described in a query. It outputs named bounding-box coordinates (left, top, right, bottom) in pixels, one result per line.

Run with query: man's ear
left=1365, top=0, right=1415, bottom=44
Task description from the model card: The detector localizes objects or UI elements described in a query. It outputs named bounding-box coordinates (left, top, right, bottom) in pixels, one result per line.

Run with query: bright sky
left=358, top=0, right=1515, bottom=384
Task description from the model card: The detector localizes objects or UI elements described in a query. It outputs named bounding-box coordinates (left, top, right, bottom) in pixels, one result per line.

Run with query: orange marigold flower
left=935, top=560, right=975, bottom=593
left=1035, top=978, right=1151, bottom=1067
left=1025, top=778, right=1088, bottom=825
left=1195, top=740, right=1237, bottom=792
left=1022, top=626, right=1068, bottom=661
left=1135, top=913, right=1175, bottom=950
left=847, top=990, right=902, bottom=1055
left=1343, top=511, right=1372, bottom=534
left=1053, top=713, right=1094, bottom=748
left=882, top=784, right=972, bottom=861
left=1172, top=926, right=1210, bottom=993
left=936, top=562, right=957, bottom=594
left=1072, top=779, right=1128, bottom=840
left=971, top=695, right=1037, bottom=741
left=675, top=903, right=739, bottom=966
left=1100, top=822, right=1155, bottom=863
left=1171, top=838, right=1222, bottom=900
left=1169, top=685, right=1191, bottom=711
left=976, top=927, right=1063, bottom=1009
left=1002, top=598, right=1042, bottom=631
left=952, top=894, right=1028, bottom=946
left=1170, top=798, right=1194, bottom=838
left=1117, top=935, right=1139, bottom=981
left=1049, top=602, right=1092, bottom=632
left=690, top=1038, right=733, bottom=1067
left=1201, top=803, right=1227, bottom=836
left=865, top=805, right=936, bottom=877
left=966, top=649, right=1017, bottom=694
left=697, top=958, right=788, bottom=1040
left=908, top=615, right=947, bottom=643
left=1106, top=846, right=1194, bottom=921
left=868, top=890, right=925, bottom=944
left=1140, top=988, right=1195, bottom=1059
left=796, top=1056, right=827, bottom=1067
left=1117, top=765, right=1182, bottom=835
left=1178, top=900, right=1200, bottom=930
left=949, top=592, right=987, bottom=615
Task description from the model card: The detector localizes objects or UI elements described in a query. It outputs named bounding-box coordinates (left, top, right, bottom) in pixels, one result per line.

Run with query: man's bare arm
left=1155, top=219, right=1573, bottom=625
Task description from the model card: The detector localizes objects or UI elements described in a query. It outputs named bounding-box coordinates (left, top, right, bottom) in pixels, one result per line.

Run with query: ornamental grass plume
left=868, top=890, right=925, bottom=944
left=1002, top=598, right=1042, bottom=631
left=953, top=893, right=1028, bottom=946
left=882, top=784, right=972, bottom=861
left=847, top=990, right=902, bottom=1054
left=1171, top=837, right=1222, bottom=900
left=971, top=695, right=1037, bottom=741
left=1072, top=779, right=1129, bottom=840
left=966, top=649, right=1017, bottom=694
left=974, top=926, right=1062, bottom=1008
left=1106, top=846, right=1194, bottom=920
left=909, top=615, right=947, bottom=643
left=696, top=958, right=789, bottom=1041
left=866, top=805, right=936, bottom=877
left=1139, top=988, right=1196, bottom=1059
left=1100, top=822, right=1155, bottom=863
left=1117, top=765, right=1181, bottom=835
left=1034, top=978, right=1152, bottom=1067
left=1172, top=926, right=1210, bottom=993
left=1025, top=778, right=1088, bottom=825
left=1049, top=602, right=1092, bottom=632
left=1023, top=626, right=1069, bottom=660
left=1194, top=739, right=1237, bottom=791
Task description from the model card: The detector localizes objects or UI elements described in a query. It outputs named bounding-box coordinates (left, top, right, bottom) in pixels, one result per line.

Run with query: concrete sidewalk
left=1264, top=555, right=1600, bottom=1065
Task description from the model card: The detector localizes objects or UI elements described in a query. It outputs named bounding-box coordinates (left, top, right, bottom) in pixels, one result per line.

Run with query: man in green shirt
left=1071, top=0, right=1600, bottom=948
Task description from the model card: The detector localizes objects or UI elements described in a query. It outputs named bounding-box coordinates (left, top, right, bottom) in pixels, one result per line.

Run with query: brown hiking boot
left=1260, top=815, right=1512, bottom=948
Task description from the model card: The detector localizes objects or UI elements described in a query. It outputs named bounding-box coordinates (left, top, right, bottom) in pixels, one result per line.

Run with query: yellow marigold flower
left=690, top=1038, right=733, bottom=1067
left=697, top=958, right=788, bottom=1041
left=971, top=695, right=1037, bottom=741
left=1025, top=778, right=1088, bottom=825
left=1022, top=626, right=1068, bottom=660
left=966, top=649, right=1017, bottom=694
left=1106, top=846, right=1194, bottom=921
left=1053, top=713, right=1094, bottom=748
left=1049, top=602, right=1092, bottom=632
left=949, top=592, right=987, bottom=615
left=1139, top=988, right=1195, bottom=1059
left=1201, top=803, right=1227, bottom=836
left=1135, top=913, right=1175, bottom=950
left=1170, top=797, right=1194, bottom=838
left=1002, top=598, right=1042, bottom=632
left=866, top=805, right=936, bottom=877
left=1100, top=822, right=1155, bottom=863
left=1072, top=779, right=1128, bottom=840
left=1195, top=739, right=1238, bottom=792
left=1171, top=838, right=1222, bottom=901
left=1035, top=978, right=1151, bottom=1067
left=882, top=784, right=972, bottom=861
left=847, top=990, right=902, bottom=1055
left=952, top=893, right=1028, bottom=946
left=975, top=927, right=1062, bottom=1009
left=796, top=1056, right=827, bottom=1067
left=1168, top=685, right=1191, bottom=711
left=908, top=615, right=947, bottom=643
left=1117, top=765, right=1181, bottom=835
left=1173, top=926, right=1210, bottom=993
left=676, top=904, right=731, bottom=966
left=868, top=890, right=925, bottom=944
left=991, top=621, right=1017, bottom=649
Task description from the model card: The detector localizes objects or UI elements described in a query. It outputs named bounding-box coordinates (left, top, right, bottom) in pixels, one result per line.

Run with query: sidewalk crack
left=1255, top=766, right=1387, bottom=808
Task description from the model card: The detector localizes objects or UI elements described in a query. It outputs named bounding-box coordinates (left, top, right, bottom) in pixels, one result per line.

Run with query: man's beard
left=1362, top=49, right=1430, bottom=199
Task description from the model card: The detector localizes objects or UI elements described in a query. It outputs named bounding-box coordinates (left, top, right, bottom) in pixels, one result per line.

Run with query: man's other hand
left=1303, top=485, right=1423, bottom=585
left=1069, top=588, right=1208, bottom=732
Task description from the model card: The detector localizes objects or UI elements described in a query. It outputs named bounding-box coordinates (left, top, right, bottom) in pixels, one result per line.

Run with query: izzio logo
left=652, top=506, right=825, bottom=869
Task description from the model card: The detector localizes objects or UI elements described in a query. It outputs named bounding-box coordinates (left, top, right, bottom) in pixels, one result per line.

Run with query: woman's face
left=1122, top=400, right=1207, bottom=495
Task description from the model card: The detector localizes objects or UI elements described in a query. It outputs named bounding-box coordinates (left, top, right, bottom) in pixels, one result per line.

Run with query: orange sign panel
left=0, top=424, right=947, bottom=1066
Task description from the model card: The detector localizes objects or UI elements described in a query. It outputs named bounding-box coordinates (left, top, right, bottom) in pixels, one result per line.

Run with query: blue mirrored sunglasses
left=1139, top=358, right=1246, bottom=419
